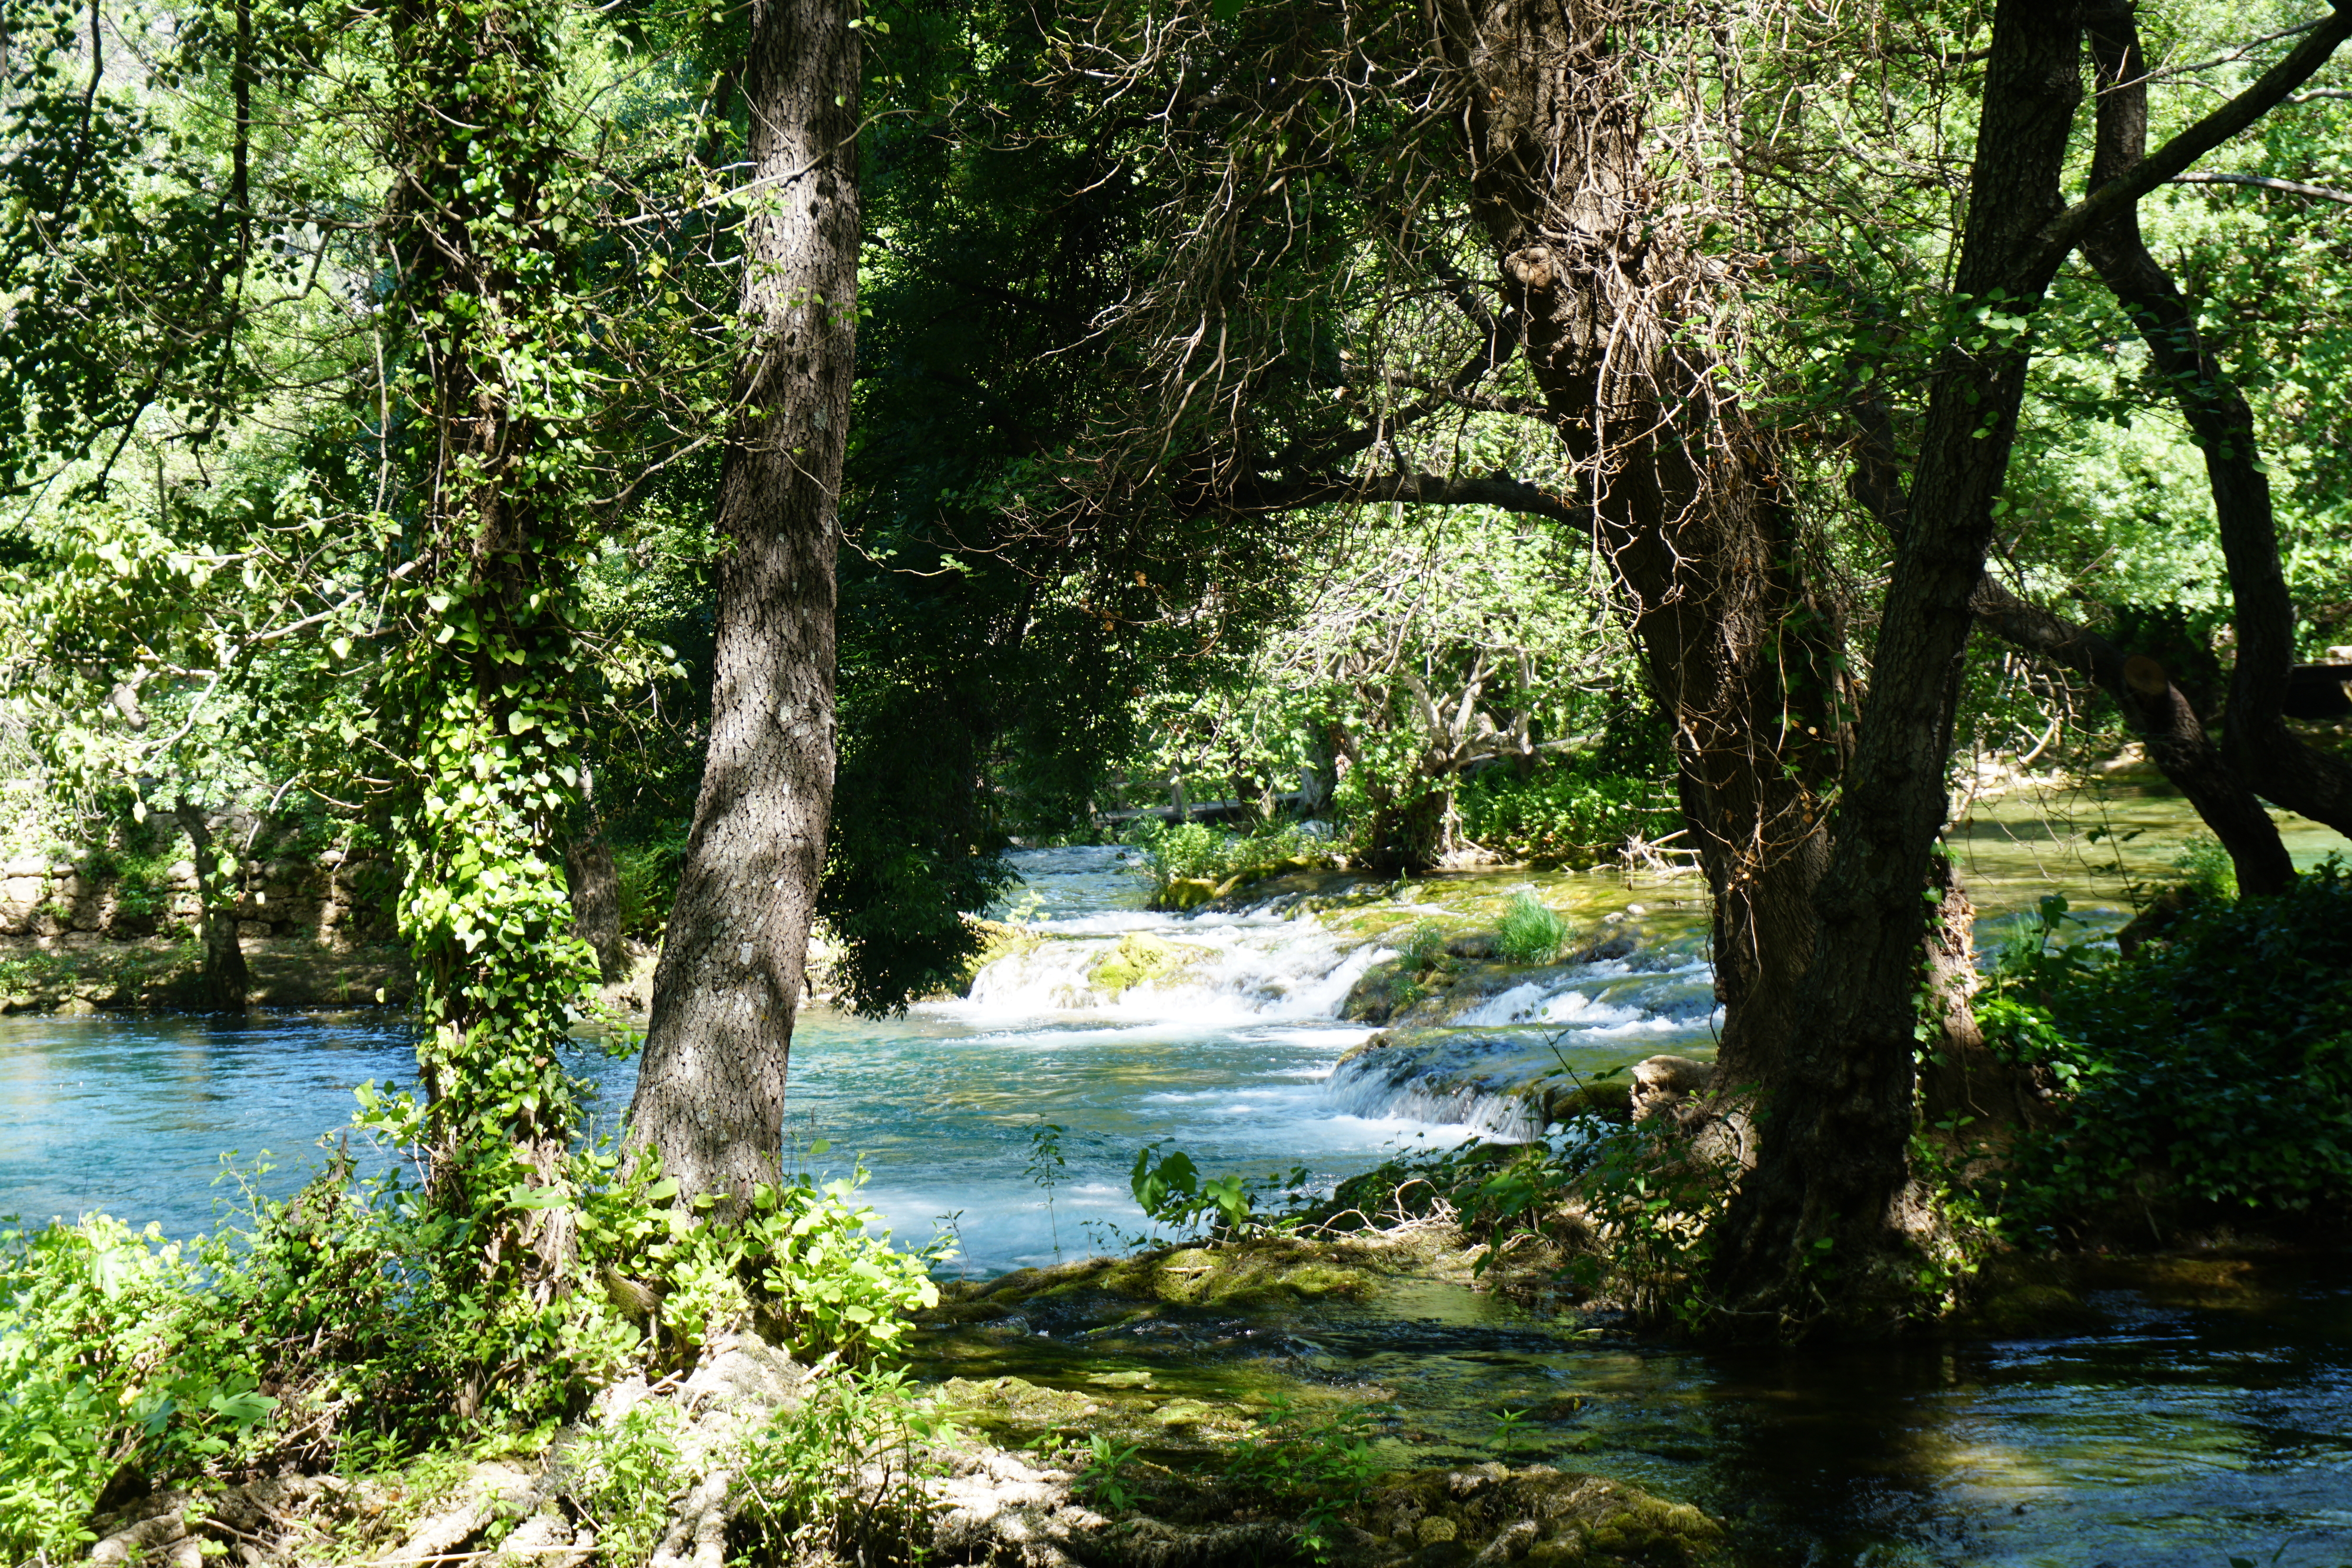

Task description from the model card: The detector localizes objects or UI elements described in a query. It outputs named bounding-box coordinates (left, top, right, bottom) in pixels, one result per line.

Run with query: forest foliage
left=4, top=0, right=2352, bottom=1551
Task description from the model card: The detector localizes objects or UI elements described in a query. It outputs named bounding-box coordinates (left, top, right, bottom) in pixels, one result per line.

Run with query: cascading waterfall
left=951, top=847, right=1720, bottom=1146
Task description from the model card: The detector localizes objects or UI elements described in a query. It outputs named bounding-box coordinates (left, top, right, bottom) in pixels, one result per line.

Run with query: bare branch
left=2171, top=169, right=2352, bottom=203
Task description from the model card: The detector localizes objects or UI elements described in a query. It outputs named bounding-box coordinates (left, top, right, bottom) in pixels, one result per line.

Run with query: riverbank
left=894, top=1224, right=2352, bottom=1566
left=0, top=937, right=667, bottom=1016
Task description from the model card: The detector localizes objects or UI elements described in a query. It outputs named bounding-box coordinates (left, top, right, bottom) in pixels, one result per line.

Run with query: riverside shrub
left=1455, top=760, right=1667, bottom=864
left=1127, top=820, right=1331, bottom=904
left=1983, top=861, right=2352, bottom=1235
left=0, top=1127, right=943, bottom=1559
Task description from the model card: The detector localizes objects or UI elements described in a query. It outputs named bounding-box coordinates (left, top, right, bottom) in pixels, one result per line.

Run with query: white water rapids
left=0, top=845, right=1718, bottom=1271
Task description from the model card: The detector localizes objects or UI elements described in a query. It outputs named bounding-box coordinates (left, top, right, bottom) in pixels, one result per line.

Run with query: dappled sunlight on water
left=5, top=808, right=2351, bottom=1562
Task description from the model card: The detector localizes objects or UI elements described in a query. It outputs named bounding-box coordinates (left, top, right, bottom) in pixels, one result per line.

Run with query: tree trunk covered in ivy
left=1433, top=0, right=1849, bottom=1111
left=173, top=800, right=248, bottom=1012
left=382, top=0, right=597, bottom=1259
left=626, top=0, right=858, bottom=1212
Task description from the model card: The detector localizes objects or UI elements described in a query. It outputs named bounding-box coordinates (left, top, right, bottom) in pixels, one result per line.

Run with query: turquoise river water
left=2, top=782, right=2348, bottom=1566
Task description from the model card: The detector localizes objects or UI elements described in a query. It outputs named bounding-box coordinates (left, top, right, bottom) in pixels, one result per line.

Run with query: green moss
left=1092, top=1243, right=1379, bottom=1306
left=1088, top=933, right=1210, bottom=998
left=943, top=1234, right=1425, bottom=1313
left=954, top=918, right=1042, bottom=994
left=1354, top=1466, right=1727, bottom=1567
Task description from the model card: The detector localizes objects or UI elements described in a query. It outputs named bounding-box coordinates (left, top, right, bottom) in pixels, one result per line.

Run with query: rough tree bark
left=1708, top=6, right=2090, bottom=1332
left=1434, top=0, right=1849, bottom=1108
left=173, top=800, right=248, bottom=1012
left=624, top=0, right=858, bottom=1211
left=566, top=771, right=625, bottom=984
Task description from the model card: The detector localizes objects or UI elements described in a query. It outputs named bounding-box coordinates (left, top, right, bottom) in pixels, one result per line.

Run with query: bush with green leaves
left=1495, top=894, right=1566, bottom=965
left=0, top=1115, right=947, bottom=1560
left=1981, top=862, right=2352, bottom=1236
left=1456, top=760, right=1670, bottom=865
left=729, top=1363, right=953, bottom=1568
left=2169, top=830, right=2238, bottom=902
left=1125, top=819, right=1332, bottom=907
left=1127, top=1141, right=1311, bottom=1242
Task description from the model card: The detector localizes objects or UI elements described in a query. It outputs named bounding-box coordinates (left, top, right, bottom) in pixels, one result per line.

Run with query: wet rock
left=1568, top=930, right=1640, bottom=965
left=1090, top=932, right=1214, bottom=998
left=1352, top=1466, right=1726, bottom=1567
left=1627, top=1057, right=1712, bottom=1122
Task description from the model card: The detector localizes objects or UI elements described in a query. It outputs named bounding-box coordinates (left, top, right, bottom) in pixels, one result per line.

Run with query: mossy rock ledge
left=936, top=1459, right=1728, bottom=1568
left=930, top=1232, right=1453, bottom=1319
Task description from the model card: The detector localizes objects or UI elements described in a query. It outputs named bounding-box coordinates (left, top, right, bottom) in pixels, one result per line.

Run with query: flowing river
left=4, top=781, right=2349, bottom=1565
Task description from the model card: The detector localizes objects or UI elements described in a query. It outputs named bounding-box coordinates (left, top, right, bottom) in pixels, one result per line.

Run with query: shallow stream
left=3, top=783, right=2348, bottom=1564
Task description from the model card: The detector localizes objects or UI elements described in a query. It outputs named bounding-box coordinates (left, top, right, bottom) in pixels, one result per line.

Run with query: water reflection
left=920, top=1259, right=2352, bottom=1566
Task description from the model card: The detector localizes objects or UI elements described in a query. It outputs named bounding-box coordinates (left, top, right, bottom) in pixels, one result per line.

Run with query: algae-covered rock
left=936, top=1374, right=1100, bottom=1429
left=1090, top=932, right=1211, bottom=997
left=1161, top=877, right=1220, bottom=911
left=1352, top=1465, right=1727, bottom=1567
left=956, top=918, right=1042, bottom=995
left=941, top=1234, right=1425, bottom=1313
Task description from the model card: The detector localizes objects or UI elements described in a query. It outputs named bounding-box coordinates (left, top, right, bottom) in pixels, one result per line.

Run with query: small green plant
left=1491, top=1406, right=1530, bottom=1462
left=1025, top=1121, right=1068, bottom=1260
left=1400, top=920, right=1447, bottom=969
left=564, top=1399, right=690, bottom=1565
left=1495, top=892, right=1566, bottom=965
left=1128, top=1142, right=1308, bottom=1241
left=1221, top=1396, right=1385, bottom=1560
left=731, top=1362, right=953, bottom=1568
left=1074, top=1432, right=1143, bottom=1513
left=2170, top=830, right=2238, bottom=901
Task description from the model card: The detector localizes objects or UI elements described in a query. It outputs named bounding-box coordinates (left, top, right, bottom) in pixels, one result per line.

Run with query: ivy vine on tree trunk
left=380, top=0, right=600, bottom=1287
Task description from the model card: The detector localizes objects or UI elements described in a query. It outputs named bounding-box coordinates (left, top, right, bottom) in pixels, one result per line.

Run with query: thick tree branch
left=2083, top=4, right=2352, bottom=847
left=2171, top=169, right=2352, bottom=203
left=2027, top=0, right=2352, bottom=274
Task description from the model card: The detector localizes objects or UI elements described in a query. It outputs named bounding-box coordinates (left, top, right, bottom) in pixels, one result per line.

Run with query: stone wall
left=0, top=850, right=398, bottom=948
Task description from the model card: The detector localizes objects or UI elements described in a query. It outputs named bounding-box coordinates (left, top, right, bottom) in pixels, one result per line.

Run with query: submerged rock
left=934, top=1231, right=1449, bottom=1316
left=931, top=1458, right=1727, bottom=1568
left=1350, top=1465, right=1727, bottom=1567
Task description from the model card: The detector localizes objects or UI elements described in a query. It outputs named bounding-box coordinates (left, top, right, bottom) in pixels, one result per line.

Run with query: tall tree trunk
left=2080, top=5, right=2352, bottom=845
left=383, top=0, right=597, bottom=1276
left=1710, top=3, right=2088, bottom=1332
left=1434, top=0, right=1847, bottom=1108
left=173, top=800, right=248, bottom=1012
left=625, top=0, right=858, bottom=1212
